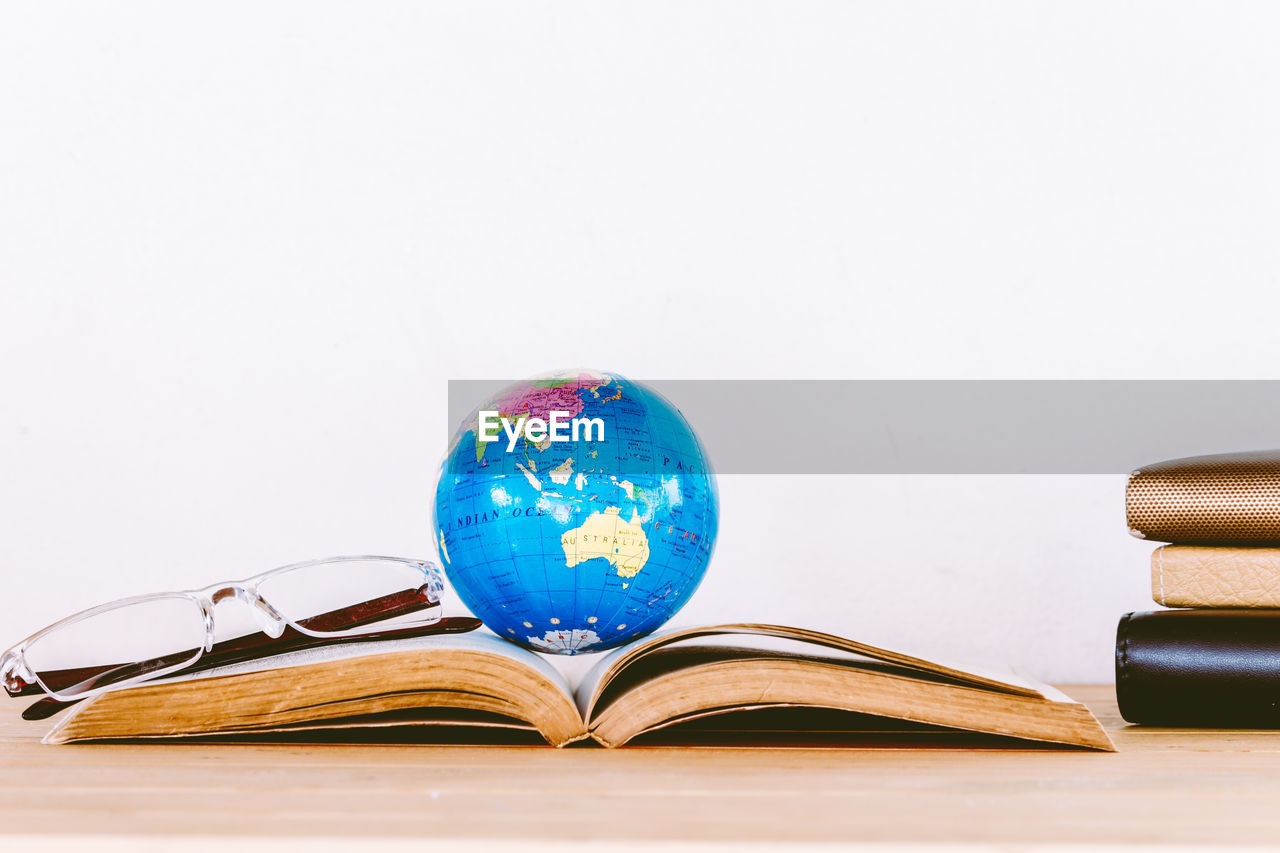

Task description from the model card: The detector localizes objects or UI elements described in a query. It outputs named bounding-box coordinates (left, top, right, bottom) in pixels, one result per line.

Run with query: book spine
left=1152, top=546, right=1280, bottom=607
left=1126, top=468, right=1280, bottom=545
left=1116, top=610, right=1280, bottom=726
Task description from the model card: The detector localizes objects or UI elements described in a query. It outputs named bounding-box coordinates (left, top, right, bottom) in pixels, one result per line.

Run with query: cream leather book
left=42, top=625, right=1114, bottom=750
left=1152, top=545, right=1280, bottom=608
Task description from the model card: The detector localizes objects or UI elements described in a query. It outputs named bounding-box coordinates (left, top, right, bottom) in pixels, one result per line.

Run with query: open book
left=42, top=624, right=1114, bottom=750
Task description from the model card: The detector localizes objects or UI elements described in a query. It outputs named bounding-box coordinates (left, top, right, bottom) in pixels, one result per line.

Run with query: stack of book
left=1119, top=450, right=1280, bottom=726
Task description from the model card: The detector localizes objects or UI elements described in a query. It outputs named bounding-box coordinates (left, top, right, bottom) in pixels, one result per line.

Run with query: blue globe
left=434, top=370, right=719, bottom=654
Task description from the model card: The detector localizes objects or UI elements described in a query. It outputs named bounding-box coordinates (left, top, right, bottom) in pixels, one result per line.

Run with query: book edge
left=589, top=660, right=1115, bottom=751
left=44, top=644, right=586, bottom=746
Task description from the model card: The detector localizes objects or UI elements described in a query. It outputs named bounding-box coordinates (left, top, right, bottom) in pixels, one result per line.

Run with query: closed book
left=1152, top=546, right=1280, bottom=607
left=1127, top=450, right=1280, bottom=545
left=1116, top=610, right=1280, bottom=726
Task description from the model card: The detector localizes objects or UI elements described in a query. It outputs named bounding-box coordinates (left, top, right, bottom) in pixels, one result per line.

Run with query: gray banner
left=446, top=380, right=1280, bottom=474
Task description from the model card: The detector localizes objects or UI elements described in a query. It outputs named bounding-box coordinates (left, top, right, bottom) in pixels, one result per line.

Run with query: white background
left=3, top=2, right=1277, bottom=683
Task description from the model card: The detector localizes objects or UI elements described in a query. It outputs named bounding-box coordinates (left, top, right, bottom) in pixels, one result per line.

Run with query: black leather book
left=1117, top=610, right=1280, bottom=726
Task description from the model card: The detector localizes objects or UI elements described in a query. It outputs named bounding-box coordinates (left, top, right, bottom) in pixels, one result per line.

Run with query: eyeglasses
left=1, top=555, right=447, bottom=701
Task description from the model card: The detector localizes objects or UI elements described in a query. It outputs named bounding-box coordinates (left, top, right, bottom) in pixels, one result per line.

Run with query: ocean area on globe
left=434, top=370, right=718, bottom=654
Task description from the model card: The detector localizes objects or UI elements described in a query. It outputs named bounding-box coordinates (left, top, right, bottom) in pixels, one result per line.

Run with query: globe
left=433, top=370, right=719, bottom=654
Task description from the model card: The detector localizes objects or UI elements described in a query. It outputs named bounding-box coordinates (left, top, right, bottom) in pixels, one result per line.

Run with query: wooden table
left=1, top=685, right=1278, bottom=850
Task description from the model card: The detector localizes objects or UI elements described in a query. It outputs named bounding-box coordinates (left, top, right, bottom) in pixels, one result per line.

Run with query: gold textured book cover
left=1127, top=450, right=1280, bottom=545
left=1152, top=545, right=1280, bottom=608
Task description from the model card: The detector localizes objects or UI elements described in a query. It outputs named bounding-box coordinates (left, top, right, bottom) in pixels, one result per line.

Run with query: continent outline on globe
left=560, top=506, right=650, bottom=579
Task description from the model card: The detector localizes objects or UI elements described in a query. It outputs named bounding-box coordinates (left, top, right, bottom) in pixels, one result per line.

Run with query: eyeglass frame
left=0, top=555, right=445, bottom=701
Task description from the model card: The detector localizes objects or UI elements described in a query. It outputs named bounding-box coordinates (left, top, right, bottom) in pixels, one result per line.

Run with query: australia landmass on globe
left=561, top=506, right=650, bottom=579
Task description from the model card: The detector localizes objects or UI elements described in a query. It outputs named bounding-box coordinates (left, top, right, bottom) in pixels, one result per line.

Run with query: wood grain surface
left=0, top=686, right=1278, bottom=850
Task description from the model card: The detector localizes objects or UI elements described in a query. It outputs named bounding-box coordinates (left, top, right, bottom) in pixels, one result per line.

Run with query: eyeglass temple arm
left=5, top=587, right=446, bottom=698
left=19, top=616, right=484, bottom=721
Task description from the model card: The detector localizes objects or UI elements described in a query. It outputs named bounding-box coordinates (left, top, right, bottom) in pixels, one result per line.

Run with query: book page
left=577, top=623, right=1054, bottom=719
left=149, top=629, right=574, bottom=701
